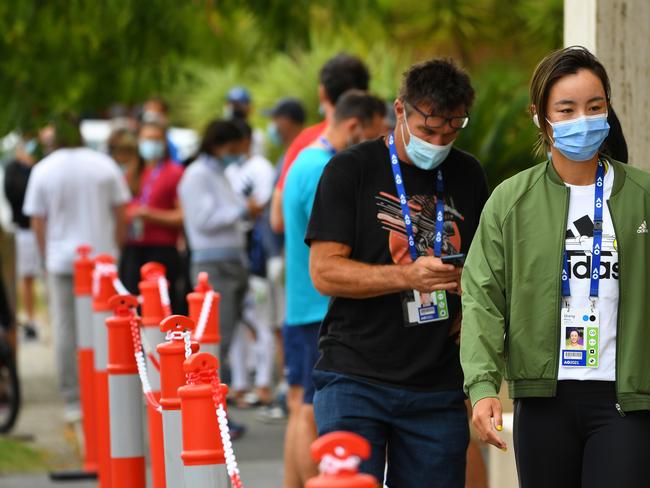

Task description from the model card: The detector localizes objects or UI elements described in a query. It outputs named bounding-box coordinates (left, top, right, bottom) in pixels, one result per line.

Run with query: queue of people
left=2, top=43, right=647, bottom=488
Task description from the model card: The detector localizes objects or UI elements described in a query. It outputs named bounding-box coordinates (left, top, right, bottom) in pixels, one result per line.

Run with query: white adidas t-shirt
left=558, top=164, right=618, bottom=381
left=23, top=147, right=131, bottom=274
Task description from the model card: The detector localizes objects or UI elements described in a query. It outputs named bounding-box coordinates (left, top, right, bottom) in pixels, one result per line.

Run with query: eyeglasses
left=405, top=102, right=470, bottom=130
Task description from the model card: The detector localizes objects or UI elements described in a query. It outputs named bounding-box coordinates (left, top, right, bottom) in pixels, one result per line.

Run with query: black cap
left=265, top=98, right=306, bottom=124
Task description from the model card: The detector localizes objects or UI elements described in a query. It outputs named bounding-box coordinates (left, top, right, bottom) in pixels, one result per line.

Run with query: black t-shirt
left=3, top=159, right=33, bottom=229
left=306, top=138, right=489, bottom=391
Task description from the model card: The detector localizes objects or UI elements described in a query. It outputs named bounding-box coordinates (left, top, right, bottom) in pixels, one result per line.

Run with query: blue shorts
left=282, top=322, right=321, bottom=404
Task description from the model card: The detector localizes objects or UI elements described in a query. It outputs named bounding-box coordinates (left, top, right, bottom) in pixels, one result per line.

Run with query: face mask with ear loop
left=400, top=108, right=453, bottom=171
left=533, top=112, right=610, bottom=162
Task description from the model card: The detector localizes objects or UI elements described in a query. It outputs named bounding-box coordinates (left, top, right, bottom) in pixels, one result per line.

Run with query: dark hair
left=319, top=53, right=370, bottom=105
left=530, top=46, right=611, bottom=153
left=53, top=115, right=83, bottom=148
left=399, top=58, right=475, bottom=114
left=333, top=90, right=387, bottom=126
left=107, top=128, right=137, bottom=154
left=232, top=119, right=252, bottom=140
left=604, top=108, right=628, bottom=163
left=199, top=119, right=244, bottom=155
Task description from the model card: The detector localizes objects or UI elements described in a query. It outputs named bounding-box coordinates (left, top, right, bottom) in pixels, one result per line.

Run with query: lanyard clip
left=589, top=297, right=597, bottom=311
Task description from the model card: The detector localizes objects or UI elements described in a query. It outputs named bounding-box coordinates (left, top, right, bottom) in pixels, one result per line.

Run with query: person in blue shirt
left=282, top=90, right=385, bottom=485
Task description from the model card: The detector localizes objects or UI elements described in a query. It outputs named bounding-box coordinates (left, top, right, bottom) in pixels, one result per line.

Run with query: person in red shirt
left=119, top=121, right=184, bottom=306
left=269, top=54, right=370, bottom=233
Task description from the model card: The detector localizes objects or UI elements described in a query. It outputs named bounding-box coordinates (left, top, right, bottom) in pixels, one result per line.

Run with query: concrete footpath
left=0, top=318, right=285, bottom=487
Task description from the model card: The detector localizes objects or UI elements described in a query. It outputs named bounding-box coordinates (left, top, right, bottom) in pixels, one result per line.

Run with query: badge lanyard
left=318, top=136, right=337, bottom=157
left=139, top=162, right=164, bottom=206
left=387, top=132, right=444, bottom=261
left=561, top=160, right=606, bottom=303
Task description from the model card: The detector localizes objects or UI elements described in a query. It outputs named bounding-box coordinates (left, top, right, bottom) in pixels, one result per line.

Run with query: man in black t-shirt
left=306, top=59, right=489, bottom=487
left=3, top=135, right=40, bottom=339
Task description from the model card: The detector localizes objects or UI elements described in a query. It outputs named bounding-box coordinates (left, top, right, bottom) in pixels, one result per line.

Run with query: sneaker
left=63, top=404, right=82, bottom=423
left=22, top=323, right=38, bottom=341
left=255, top=404, right=286, bottom=424
left=227, top=418, right=247, bottom=440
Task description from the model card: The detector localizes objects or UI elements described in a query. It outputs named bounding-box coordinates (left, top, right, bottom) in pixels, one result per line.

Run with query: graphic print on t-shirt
left=375, top=191, right=465, bottom=265
left=376, top=191, right=465, bottom=327
left=565, top=215, right=618, bottom=281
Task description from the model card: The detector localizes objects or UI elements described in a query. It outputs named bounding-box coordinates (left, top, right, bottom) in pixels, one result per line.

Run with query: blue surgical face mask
left=267, top=122, right=282, bottom=146
left=23, top=139, right=38, bottom=156
left=220, top=153, right=244, bottom=167
left=400, top=111, right=453, bottom=170
left=547, top=113, right=610, bottom=162
left=138, top=140, right=165, bottom=161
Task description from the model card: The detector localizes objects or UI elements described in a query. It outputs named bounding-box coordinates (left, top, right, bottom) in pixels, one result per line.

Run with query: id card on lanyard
left=560, top=161, right=605, bottom=368
left=129, top=162, right=164, bottom=240
left=388, top=132, right=448, bottom=325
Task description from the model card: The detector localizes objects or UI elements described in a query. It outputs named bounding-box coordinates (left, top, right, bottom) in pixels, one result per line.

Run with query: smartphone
left=441, top=253, right=466, bottom=267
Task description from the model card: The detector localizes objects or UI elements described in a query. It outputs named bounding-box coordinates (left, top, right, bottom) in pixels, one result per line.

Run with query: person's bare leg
left=22, top=276, right=36, bottom=322
left=283, top=386, right=303, bottom=488
left=296, top=404, right=318, bottom=483
left=466, top=438, right=489, bottom=488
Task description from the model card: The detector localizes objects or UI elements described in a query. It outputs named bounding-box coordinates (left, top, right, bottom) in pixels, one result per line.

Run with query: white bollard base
left=184, top=464, right=229, bottom=488
left=162, top=409, right=184, bottom=488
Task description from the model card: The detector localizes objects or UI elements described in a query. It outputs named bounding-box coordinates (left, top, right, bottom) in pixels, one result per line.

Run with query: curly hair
left=399, top=59, right=475, bottom=114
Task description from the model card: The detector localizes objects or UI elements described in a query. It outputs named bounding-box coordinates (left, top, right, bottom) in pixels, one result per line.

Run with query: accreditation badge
left=403, top=289, right=449, bottom=326
left=560, top=308, right=600, bottom=368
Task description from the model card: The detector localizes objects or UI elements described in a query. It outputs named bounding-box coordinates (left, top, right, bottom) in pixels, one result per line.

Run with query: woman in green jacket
left=460, top=46, right=650, bottom=488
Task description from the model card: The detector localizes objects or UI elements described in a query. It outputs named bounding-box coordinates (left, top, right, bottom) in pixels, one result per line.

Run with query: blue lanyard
left=387, top=132, right=444, bottom=261
left=562, top=160, right=605, bottom=299
left=318, top=137, right=337, bottom=156
left=139, top=162, right=164, bottom=205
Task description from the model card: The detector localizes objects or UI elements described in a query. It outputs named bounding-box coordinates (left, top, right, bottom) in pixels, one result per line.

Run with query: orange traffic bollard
left=92, top=254, right=118, bottom=488
left=73, top=245, right=98, bottom=476
left=187, top=272, right=221, bottom=360
left=158, top=315, right=199, bottom=488
left=107, top=295, right=146, bottom=488
left=139, top=262, right=169, bottom=488
left=179, top=352, right=229, bottom=487
left=306, top=432, right=379, bottom=488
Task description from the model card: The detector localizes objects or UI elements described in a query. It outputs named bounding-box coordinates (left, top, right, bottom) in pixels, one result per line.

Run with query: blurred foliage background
left=0, top=0, right=563, bottom=186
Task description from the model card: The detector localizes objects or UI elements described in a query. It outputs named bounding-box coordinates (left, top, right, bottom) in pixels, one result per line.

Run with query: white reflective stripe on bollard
left=108, top=374, right=145, bottom=458
left=184, top=464, right=229, bottom=488
left=93, top=311, right=112, bottom=371
left=162, top=409, right=184, bottom=488
left=75, top=296, right=94, bottom=349
left=141, top=327, right=165, bottom=391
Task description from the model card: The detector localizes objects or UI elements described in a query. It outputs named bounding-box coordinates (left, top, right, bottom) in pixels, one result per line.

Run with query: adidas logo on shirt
left=638, top=220, right=648, bottom=234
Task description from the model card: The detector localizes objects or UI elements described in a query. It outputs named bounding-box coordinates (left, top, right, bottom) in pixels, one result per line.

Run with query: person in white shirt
left=225, top=121, right=276, bottom=406
left=23, top=117, right=130, bottom=420
left=178, top=120, right=264, bottom=371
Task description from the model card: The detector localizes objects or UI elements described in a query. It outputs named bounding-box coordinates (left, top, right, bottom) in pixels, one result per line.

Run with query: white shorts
left=15, top=229, right=41, bottom=278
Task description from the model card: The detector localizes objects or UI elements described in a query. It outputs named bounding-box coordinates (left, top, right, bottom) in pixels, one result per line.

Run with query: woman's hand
left=472, top=397, right=507, bottom=450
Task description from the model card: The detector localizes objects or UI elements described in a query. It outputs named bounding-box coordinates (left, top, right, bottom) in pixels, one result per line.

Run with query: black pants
left=514, top=381, right=650, bottom=488
left=119, top=244, right=181, bottom=313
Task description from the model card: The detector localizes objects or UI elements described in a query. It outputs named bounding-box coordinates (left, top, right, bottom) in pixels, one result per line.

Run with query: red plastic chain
left=184, top=367, right=243, bottom=487
left=130, top=316, right=162, bottom=411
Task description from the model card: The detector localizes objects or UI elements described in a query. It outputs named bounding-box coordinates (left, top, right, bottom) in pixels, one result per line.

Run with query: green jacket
left=460, top=158, right=650, bottom=414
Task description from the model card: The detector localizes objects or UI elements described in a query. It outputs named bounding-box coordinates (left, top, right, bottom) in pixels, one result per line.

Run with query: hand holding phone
left=441, top=253, right=466, bottom=268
